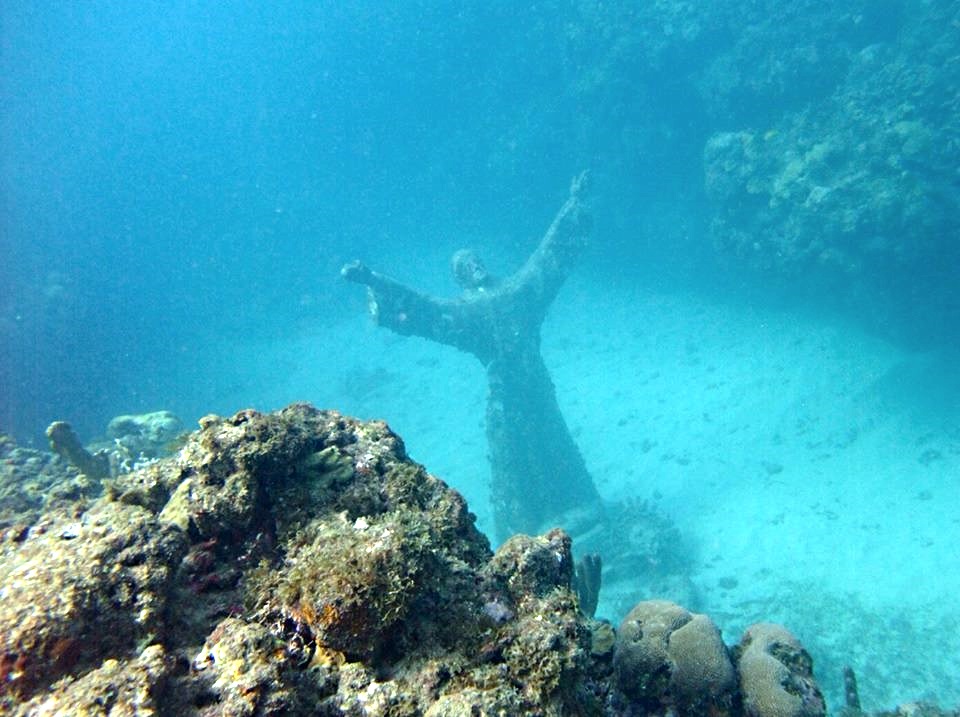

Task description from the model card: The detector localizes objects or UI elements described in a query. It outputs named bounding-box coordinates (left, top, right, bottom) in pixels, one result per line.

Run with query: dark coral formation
left=500, top=1, right=958, bottom=337
left=0, top=404, right=950, bottom=714
left=565, top=0, right=960, bottom=302
left=703, top=5, right=960, bottom=288
left=682, top=1, right=958, bottom=333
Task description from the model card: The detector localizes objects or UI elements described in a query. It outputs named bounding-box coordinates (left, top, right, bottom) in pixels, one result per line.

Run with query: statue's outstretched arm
left=341, top=260, right=467, bottom=349
left=501, top=172, right=591, bottom=319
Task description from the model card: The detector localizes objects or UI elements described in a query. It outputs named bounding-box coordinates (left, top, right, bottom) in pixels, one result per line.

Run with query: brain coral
left=735, top=622, right=826, bottom=717
left=613, top=599, right=737, bottom=715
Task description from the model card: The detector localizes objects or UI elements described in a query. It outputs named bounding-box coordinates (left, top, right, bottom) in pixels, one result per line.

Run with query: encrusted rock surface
left=0, top=403, right=943, bottom=715
left=16, top=644, right=171, bottom=716
left=0, top=501, right=186, bottom=699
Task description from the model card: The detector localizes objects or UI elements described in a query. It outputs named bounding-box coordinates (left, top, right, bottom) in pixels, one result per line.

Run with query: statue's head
left=451, top=249, right=495, bottom=290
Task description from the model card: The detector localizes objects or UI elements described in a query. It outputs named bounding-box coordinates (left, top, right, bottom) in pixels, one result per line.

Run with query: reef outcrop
left=699, top=2, right=960, bottom=335
left=0, top=405, right=950, bottom=715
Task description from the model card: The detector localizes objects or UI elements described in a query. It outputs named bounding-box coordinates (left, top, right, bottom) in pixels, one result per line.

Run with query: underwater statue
left=342, top=173, right=604, bottom=541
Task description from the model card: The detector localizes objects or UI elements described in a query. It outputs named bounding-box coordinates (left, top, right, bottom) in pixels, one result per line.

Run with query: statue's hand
left=569, top=170, right=590, bottom=198
left=341, top=260, right=374, bottom=285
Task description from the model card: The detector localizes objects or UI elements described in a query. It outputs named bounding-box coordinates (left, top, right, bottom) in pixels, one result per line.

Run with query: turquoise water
left=2, top=2, right=958, bottom=710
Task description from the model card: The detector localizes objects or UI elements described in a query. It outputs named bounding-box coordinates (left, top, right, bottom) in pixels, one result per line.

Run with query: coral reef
left=16, top=643, right=171, bottom=715
left=0, top=403, right=953, bottom=714
left=701, top=1, right=960, bottom=332
left=504, top=1, right=956, bottom=336
left=0, top=501, right=186, bottom=699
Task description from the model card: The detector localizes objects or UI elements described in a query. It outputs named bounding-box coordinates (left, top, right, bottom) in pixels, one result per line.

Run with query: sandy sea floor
left=200, top=276, right=959, bottom=711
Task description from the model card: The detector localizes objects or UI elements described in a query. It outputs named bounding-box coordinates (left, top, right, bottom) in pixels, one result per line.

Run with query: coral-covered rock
left=0, top=433, right=79, bottom=528
left=255, top=510, right=444, bottom=660
left=484, top=528, right=574, bottom=603
left=190, top=617, right=329, bottom=715
left=13, top=644, right=171, bottom=717
left=502, top=587, right=597, bottom=711
left=0, top=501, right=186, bottom=699
left=613, top=599, right=737, bottom=716
left=216, top=406, right=491, bottom=663
left=735, top=623, right=826, bottom=717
